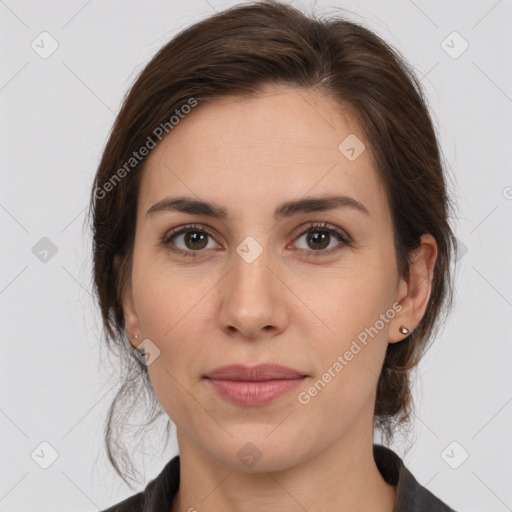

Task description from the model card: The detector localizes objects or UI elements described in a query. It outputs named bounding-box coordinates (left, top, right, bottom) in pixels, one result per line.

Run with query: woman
left=91, top=1, right=458, bottom=510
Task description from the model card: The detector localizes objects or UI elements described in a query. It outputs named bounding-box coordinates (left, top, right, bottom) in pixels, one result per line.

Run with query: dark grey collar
left=102, top=444, right=458, bottom=511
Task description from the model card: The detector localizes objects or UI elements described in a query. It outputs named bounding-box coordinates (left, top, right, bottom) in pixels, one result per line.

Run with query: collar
left=106, top=444, right=456, bottom=511
left=373, top=444, right=456, bottom=511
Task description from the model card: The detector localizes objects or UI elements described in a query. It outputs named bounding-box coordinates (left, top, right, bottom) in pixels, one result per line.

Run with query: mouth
left=203, top=364, right=308, bottom=407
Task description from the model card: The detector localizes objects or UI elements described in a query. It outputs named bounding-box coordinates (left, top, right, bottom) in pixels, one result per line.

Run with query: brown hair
left=88, top=0, right=457, bottom=487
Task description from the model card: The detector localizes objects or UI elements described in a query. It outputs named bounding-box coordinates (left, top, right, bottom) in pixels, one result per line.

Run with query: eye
left=160, top=221, right=351, bottom=258
left=160, top=224, right=220, bottom=258
left=291, top=222, right=351, bottom=257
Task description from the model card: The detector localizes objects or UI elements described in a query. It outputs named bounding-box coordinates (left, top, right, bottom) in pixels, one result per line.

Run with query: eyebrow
left=145, top=194, right=370, bottom=221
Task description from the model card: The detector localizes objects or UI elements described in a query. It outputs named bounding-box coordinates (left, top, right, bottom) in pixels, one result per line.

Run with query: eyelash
left=159, top=222, right=352, bottom=259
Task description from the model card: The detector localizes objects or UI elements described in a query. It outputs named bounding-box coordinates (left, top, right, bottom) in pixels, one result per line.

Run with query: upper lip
left=204, top=364, right=307, bottom=381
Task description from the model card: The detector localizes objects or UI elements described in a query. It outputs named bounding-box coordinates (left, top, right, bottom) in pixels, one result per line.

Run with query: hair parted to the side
left=87, top=0, right=457, bottom=488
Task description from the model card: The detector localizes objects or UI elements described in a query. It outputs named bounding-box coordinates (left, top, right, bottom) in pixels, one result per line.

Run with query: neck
left=171, top=417, right=396, bottom=512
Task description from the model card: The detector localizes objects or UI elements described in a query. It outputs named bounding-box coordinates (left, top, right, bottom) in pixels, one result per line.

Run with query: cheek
left=311, top=262, right=396, bottom=345
left=300, top=310, right=388, bottom=432
left=136, top=290, right=203, bottom=428
left=131, top=258, right=212, bottom=394
left=132, top=252, right=206, bottom=339
left=303, top=261, right=396, bottom=405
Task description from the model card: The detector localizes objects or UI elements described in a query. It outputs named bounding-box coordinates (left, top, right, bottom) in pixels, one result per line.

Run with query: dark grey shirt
left=101, top=444, right=457, bottom=511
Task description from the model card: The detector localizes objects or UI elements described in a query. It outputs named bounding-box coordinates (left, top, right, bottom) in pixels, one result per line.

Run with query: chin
left=205, top=432, right=314, bottom=473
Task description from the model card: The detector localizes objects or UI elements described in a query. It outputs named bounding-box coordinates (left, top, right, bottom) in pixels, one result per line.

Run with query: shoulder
left=100, top=492, right=144, bottom=512
left=374, top=444, right=459, bottom=512
left=99, top=455, right=180, bottom=512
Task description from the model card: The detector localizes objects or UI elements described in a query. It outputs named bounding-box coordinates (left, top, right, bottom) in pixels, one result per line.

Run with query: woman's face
left=122, top=87, right=420, bottom=471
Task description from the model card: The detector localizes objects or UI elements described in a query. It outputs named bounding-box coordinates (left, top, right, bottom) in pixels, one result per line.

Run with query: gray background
left=1, top=0, right=511, bottom=510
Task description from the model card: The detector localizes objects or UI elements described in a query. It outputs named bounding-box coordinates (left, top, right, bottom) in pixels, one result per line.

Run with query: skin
left=121, top=86, right=437, bottom=512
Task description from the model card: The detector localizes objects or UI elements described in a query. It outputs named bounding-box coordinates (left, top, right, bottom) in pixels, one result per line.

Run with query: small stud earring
left=399, top=325, right=410, bottom=335
left=132, top=333, right=139, bottom=340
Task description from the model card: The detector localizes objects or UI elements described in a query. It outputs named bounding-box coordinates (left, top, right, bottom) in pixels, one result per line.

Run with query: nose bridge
left=231, top=235, right=274, bottom=305
left=218, top=234, right=283, bottom=336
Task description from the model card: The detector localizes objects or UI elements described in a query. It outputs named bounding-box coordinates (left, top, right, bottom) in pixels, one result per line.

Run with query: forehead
left=139, top=87, right=388, bottom=221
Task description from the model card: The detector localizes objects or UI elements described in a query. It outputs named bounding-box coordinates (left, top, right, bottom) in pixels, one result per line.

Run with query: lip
left=204, top=364, right=307, bottom=381
left=203, top=364, right=308, bottom=407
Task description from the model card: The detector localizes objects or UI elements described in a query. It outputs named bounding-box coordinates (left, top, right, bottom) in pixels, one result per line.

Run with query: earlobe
left=122, top=285, right=142, bottom=349
left=116, top=254, right=142, bottom=349
left=389, top=234, right=438, bottom=344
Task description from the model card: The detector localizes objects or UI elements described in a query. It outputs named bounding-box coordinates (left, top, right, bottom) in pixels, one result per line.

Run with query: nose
left=217, top=245, right=288, bottom=340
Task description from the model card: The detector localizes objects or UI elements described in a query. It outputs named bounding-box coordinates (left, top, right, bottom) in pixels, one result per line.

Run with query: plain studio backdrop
left=1, top=1, right=511, bottom=511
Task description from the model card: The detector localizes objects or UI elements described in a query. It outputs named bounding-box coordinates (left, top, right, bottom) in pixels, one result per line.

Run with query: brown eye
left=161, top=224, right=220, bottom=257
left=292, top=222, right=351, bottom=258
left=161, top=222, right=351, bottom=259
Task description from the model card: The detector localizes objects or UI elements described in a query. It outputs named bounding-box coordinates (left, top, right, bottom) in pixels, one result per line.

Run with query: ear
left=115, top=253, right=142, bottom=349
left=389, top=234, right=438, bottom=344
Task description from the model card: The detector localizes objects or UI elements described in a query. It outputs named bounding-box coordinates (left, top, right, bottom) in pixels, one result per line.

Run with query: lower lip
left=205, top=377, right=306, bottom=407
